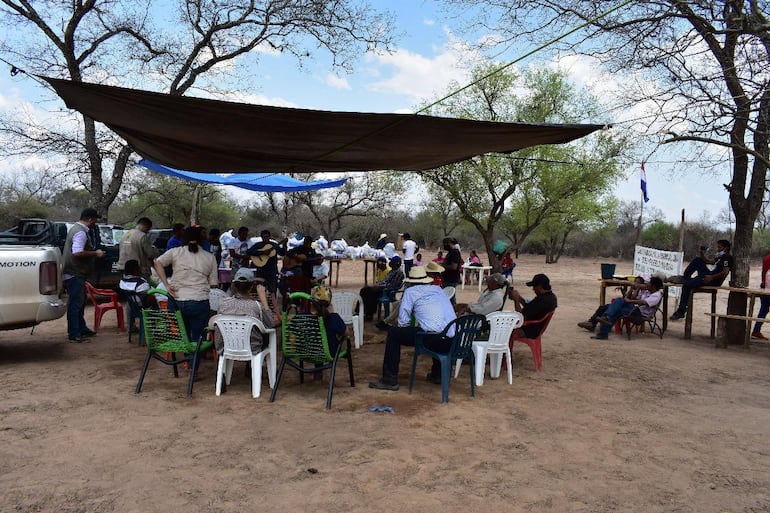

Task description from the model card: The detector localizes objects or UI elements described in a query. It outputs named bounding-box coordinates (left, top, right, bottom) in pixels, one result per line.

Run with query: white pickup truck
left=0, top=219, right=66, bottom=331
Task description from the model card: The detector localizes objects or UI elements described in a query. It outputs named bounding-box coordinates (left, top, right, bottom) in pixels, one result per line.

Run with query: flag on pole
left=640, top=163, right=650, bottom=203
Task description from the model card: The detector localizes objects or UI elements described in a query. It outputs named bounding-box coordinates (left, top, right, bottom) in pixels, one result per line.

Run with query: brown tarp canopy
left=46, top=77, right=606, bottom=174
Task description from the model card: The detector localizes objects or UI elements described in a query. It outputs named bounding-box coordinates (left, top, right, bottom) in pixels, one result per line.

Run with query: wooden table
left=362, top=258, right=379, bottom=286
left=599, top=278, right=672, bottom=334
left=462, top=265, right=493, bottom=292
left=699, top=286, right=770, bottom=346
left=325, top=257, right=342, bottom=288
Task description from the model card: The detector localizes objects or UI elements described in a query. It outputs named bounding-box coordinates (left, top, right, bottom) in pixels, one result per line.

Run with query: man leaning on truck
left=117, top=217, right=157, bottom=278
left=63, top=208, right=105, bottom=342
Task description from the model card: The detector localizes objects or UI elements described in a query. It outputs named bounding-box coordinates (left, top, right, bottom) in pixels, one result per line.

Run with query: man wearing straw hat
left=369, top=266, right=456, bottom=391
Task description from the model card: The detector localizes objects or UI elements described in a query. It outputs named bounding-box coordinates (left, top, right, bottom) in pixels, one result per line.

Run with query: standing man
left=441, top=237, right=462, bottom=302
left=401, top=233, right=419, bottom=275
left=165, top=223, right=185, bottom=250
left=228, top=226, right=253, bottom=272
left=369, top=266, right=457, bottom=390
left=117, top=217, right=157, bottom=278
left=248, top=229, right=287, bottom=293
left=752, top=250, right=770, bottom=339
left=375, top=233, right=388, bottom=250
left=669, top=240, right=733, bottom=321
left=508, top=273, right=558, bottom=338
left=63, top=208, right=105, bottom=342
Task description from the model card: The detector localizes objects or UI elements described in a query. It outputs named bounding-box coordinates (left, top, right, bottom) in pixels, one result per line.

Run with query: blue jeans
left=675, top=257, right=712, bottom=314
left=66, top=276, right=88, bottom=338
left=754, top=295, right=770, bottom=334
left=177, top=300, right=210, bottom=371
left=598, top=298, right=635, bottom=336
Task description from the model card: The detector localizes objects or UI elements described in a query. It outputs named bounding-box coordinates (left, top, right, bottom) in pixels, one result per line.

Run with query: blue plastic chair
left=408, top=314, right=486, bottom=403
left=376, top=287, right=401, bottom=320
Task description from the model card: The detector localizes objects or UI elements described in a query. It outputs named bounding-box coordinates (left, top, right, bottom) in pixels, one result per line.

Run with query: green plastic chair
left=134, top=289, right=214, bottom=398
left=269, top=292, right=355, bottom=409
left=408, top=314, right=486, bottom=403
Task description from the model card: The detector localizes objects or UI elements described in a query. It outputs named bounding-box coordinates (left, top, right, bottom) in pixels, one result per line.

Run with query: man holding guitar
left=247, top=229, right=287, bottom=293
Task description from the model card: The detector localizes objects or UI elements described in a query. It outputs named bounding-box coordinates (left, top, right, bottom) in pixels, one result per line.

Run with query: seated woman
left=212, top=267, right=277, bottom=356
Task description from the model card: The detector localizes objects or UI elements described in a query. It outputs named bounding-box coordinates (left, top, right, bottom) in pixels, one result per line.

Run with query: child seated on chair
left=119, top=259, right=154, bottom=307
left=309, top=285, right=348, bottom=356
left=212, top=267, right=276, bottom=356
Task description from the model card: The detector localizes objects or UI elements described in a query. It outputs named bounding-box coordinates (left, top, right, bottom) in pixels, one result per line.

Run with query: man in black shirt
left=247, top=229, right=286, bottom=293
left=508, top=273, right=558, bottom=338
left=441, top=237, right=462, bottom=289
left=670, top=239, right=733, bottom=320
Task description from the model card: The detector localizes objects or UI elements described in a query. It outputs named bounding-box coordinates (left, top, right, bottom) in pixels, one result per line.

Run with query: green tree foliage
left=421, top=63, right=630, bottom=270
left=444, top=0, right=769, bottom=295
left=0, top=0, right=395, bottom=220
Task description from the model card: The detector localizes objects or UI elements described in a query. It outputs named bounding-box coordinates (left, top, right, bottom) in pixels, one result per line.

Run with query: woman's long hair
left=184, top=226, right=200, bottom=253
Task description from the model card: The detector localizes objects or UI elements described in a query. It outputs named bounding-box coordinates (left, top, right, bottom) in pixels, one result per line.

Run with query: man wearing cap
left=63, top=208, right=106, bottom=342
left=456, top=273, right=507, bottom=316
left=359, top=256, right=404, bottom=321
left=369, top=266, right=457, bottom=390
left=508, top=273, right=558, bottom=338
left=212, top=267, right=275, bottom=356
left=375, top=233, right=388, bottom=250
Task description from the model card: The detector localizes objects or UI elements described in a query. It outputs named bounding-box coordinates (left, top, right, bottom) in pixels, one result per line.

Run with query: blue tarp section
left=138, top=159, right=347, bottom=192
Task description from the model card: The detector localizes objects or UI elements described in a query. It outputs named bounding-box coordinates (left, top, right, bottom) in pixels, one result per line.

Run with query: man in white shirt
left=455, top=273, right=507, bottom=316
left=227, top=226, right=253, bottom=272
left=401, top=232, right=419, bottom=276
left=369, top=266, right=456, bottom=391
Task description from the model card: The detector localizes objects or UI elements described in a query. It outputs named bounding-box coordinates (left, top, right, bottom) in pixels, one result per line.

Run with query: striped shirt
left=398, top=284, right=456, bottom=335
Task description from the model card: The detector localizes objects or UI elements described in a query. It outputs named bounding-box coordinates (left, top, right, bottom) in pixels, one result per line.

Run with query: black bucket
left=600, top=263, right=616, bottom=279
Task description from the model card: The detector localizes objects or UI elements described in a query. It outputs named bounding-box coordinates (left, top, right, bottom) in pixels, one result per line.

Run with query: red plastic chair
left=85, top=282, right=125, bottom=332
left=508, top=310, right=555, bottom=372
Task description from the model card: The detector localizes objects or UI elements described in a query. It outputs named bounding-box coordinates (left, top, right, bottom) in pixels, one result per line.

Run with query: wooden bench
left=705, top=313, right=770, bottom=347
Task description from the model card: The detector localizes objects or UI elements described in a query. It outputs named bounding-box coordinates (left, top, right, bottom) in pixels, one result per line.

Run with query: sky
left=0, top=0, right=734, bottom=226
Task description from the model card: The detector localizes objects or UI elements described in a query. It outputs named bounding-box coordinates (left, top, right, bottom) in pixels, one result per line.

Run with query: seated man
left=359, top=256, right=404, bottom=321
left=578, top=276, right=645, bottom=332
left=375, top=262, right=446, bottom=331
left=590, top=276, right=664, bottom=340
left=455, top=272, right=507, bottom=316
left=369, top=266, right=457, bottom=390
left=669, top=240, right=733, bottom=321
left=508, top=273, right=558, bottom=338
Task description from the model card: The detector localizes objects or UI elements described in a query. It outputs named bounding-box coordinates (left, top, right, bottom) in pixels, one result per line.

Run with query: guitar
left=250, top=238, right=287, bottom=267
left=250, top=243, right=277, bottom=268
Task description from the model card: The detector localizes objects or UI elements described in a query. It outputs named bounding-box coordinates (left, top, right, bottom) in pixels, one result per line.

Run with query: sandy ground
left=2, top=255, right=770, bottom=513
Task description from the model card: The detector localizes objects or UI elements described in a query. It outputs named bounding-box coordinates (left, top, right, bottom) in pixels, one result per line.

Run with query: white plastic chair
left=331, top=291, right=364, bottom=349
left=454, top=311, right=523, bottom=386
left=211, top=314, right=277, bottom=398
left=442, top=286, right=456, bottom=301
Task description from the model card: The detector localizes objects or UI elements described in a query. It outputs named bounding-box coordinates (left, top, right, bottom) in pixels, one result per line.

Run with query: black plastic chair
left=269, top=292, right=355, bottom=409
left=125, top=292, right=145, bottom=346
left=408, top=314, right=486, bottom=403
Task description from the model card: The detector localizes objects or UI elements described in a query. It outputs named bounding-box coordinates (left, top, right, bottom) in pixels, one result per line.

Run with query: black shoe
left=82, top=329, right=97, bottom=337
left=666, top=275, right=685, bottom=284
left=68, top=335, right=83, bottom=343
left=426, top=372, right=442, bottom=385
left=375, top=320, right=390, bottom=332
left=577, top=321, right=596, bottom=331
left=591, top=334, right=609, bottom=340
left=368, top=380, right=399, bottom=391
left=670, top=311, right=684, bottom=321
